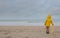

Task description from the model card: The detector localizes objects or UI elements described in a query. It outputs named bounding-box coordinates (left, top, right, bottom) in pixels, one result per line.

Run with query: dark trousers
left=46, top=26, right=50, bottom=34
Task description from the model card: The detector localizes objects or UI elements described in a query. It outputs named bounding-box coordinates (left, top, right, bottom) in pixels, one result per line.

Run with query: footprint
left=5, top=36, right=11, bottom=38
left=23, top=36, right=29, bottom=38
left=4, top=32, right=9, bottom=35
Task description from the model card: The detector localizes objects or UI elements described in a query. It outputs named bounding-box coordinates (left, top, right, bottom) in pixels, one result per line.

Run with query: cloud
left=0, top=0, right=60, bottom=19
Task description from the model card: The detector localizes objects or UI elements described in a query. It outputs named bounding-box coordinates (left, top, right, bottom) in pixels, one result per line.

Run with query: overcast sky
left=0, top=0, right=60, bottom=25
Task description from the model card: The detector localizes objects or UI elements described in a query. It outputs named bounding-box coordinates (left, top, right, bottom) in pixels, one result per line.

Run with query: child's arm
left=44, top=20, right=47, bottom=25
left=51, top=20, right=54, bottom=28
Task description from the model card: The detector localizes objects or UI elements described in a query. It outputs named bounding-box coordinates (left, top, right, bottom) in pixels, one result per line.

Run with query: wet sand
left=0, top=26, right=60, bottom=38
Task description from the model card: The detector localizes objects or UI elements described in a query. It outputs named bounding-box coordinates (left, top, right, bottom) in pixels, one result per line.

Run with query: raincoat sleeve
left=44, top=20, right=47, bottom=25
left=51, top=20, right=54, bottom=26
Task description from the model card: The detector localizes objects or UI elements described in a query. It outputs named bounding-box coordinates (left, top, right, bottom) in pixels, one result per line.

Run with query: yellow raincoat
left=44, top=15, right=54, bottom=32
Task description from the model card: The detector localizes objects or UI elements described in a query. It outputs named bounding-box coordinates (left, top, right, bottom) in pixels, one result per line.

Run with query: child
left=44, top=15, right=54, bottom=34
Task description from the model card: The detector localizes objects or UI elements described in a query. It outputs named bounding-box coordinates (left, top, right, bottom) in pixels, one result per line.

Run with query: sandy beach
left=0, top=26, right=60, bottom=38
